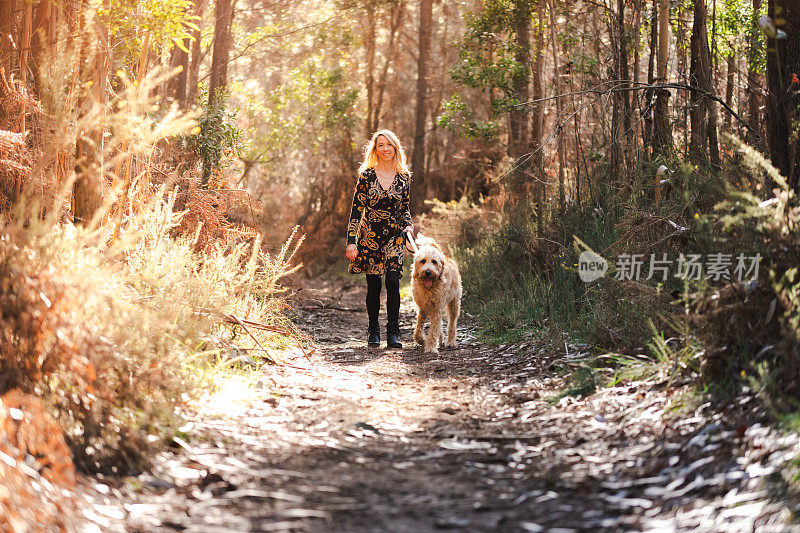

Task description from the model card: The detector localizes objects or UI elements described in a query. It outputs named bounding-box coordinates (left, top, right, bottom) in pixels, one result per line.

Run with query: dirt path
left=80, top=280, right=800, bottom=532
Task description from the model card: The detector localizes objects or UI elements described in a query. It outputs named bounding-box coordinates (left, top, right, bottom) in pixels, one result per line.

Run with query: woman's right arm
left=347, top=173, right=369, bottom=246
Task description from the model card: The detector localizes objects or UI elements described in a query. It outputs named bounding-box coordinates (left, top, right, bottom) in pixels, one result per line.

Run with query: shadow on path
left=79, top=278, right=799, bottom=532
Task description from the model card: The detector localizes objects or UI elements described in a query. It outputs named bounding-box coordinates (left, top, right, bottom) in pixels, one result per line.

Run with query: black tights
left=366, top=271, right=400, bottom=326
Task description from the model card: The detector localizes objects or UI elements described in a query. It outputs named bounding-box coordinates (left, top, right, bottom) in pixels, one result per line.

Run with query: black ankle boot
left=368, top=322, right=380, bottom=347
left=386, top=321, right=402, bottom=348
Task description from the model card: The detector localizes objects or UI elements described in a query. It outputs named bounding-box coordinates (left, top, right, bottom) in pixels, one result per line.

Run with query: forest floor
left=78, top=279, right=800, bottom=532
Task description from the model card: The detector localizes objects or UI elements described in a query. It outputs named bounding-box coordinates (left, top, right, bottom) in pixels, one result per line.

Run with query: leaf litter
left=76, top=279, right=800, bottom=532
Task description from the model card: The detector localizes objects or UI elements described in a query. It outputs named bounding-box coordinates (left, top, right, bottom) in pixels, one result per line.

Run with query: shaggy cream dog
left=411, top=234, right=462, bottom=354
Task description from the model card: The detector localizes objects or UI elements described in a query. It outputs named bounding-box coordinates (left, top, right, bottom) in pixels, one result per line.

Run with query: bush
left=692, top=135, right=800, bottom=403
left=0, top=389, right=76, bottom=531
left=0, top=189, right=303, bottom=473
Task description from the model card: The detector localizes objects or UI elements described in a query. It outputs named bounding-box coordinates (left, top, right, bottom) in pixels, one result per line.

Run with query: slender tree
left=531, top=0, right=544, bottom=177
left=724, top=53, right=735, bottom=130
left=689, top=0, right=720, bottom=168
left=532, top=0, right=545, bottom=227
left=18, top=2, right=31, bottom=86
left=371, top=2, right=405, bottom=134
left=765, top=0, right=800, bottom=187
left=549, top=0, right=565, bottom=209
left=0, top=0, right=16, bottom=74
left=643, top=0, right=658, bottom=157
left=208, top=0, right=235, bottom=106
left=412, top=0, right=432, bottom=205
left=617, top=0, right=632, bottom=177
left=364, top=6, right=376, bottom=139
left=168, top=4, right=190, bottom=109
left=746, top=0, right=762, bottom=145
left=632, top=0, right=642, bottom=144
left=73, top=3, right=110, bottom=225
left=186, top=0, right=205, bottom=106
left=509, top=0, right=530, bottom=161
left=652, top=0, right=672, bottom=156
left=30, top=0, right=55, bottom=93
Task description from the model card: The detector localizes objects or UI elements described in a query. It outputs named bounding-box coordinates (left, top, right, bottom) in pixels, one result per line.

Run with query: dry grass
left=2, top=188, right=304, bottom=476
left=0, top=23, right=305, bottom=487
left=0, top=389, right=77, bottom=532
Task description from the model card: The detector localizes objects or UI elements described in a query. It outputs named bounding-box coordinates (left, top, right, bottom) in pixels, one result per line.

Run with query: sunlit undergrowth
left=441, top=185, right=683, bottom=351
left=1, top=191, right=303, bottom=473
left=433, top=137, right=800, bottom=412
left=0, top=28, right=307, bottom=481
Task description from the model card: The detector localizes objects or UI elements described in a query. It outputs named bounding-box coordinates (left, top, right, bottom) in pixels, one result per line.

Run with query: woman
left=345, top=130, right=413, bottom=348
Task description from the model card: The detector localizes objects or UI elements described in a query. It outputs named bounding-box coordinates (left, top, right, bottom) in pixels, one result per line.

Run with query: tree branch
left=515, top=81, right=755, bottom=133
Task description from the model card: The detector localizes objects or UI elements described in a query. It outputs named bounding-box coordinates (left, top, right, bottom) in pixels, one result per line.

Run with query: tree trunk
left=765, top=0, right=800, bottom=187
left=73, top=1, right=110, bottom=225
left=364, top=7, right=376, bottom=139
left=632, top=0, right=642, bottom=147
left=746, top=0, right=762, bottom=145
left=532, top=0, right=545, bottom=229
left=208, top=0, right=234, bottom=106
left=531, top=0, right=544, bottom=176
left=168, top=16, right=190, bottom=109
left=549, top=0, right=565, bottom=209
left=0, top=0, right=16, bottom=74
left=618, top=0, right=632, bottom=174
left=689, top=0, right=708, bottom=158
left=186, top=0, right=205, bottom=107
left=643, top=0, right=658, bottom=158
left=652, top=0, right=672, bottom=156
left=509, top=0, right=531, bottom=205
left=689, top=0, right=720, bottom=168
left=371, top=2, right=404, bottom=133
left=725, top=53, right=735, bottom=129
left=412, top=0, right=432, bottom=208
left=30, top=0, right=54, bottom=94
left=679, top=3, right=689, bottom=153
left=426, top=1, right=450, bottom=176
left=610, top=0, right=631, bottom=182
left=18, top=3, right=31, bottom=87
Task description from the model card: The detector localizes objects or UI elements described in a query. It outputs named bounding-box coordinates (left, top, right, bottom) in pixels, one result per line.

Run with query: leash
left=404, top=229, right=418, bottom=254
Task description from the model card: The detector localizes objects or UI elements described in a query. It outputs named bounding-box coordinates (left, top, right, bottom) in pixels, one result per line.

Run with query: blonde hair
left=357, top=129, right=412, bottom=177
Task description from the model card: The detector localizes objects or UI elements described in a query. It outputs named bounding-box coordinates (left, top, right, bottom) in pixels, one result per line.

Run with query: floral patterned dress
left=347, top=167, right=412, bottom=277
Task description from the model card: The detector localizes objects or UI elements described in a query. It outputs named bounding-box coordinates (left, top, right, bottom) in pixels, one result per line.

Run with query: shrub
left=0, top=188, right=303, bottom=473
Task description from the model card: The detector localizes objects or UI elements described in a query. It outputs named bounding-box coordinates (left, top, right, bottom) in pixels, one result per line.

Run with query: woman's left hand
left=403, top=226, right=415, bottom=253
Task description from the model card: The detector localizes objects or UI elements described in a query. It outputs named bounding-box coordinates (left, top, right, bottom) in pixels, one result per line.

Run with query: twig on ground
left=194, top=307, right=315, bottom=360
left=227, top=313, right=278, bottom=365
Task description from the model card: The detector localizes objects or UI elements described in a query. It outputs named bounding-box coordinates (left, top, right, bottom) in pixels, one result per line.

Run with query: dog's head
left=413, top=234, right=446, bottom=289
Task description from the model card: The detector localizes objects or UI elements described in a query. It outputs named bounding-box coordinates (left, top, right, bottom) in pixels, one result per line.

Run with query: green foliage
left=452, top=201, right=623, bottom=347
left=712, top=0, right=766, bottom=71
left=550, top=365, right=597, bottom=403
left=100, top=0, right=199, bottom=70
left=442, top=0, right=532, bottom=139
left=185, top=87, right=247, bottom=186
left=451, top=25, right=526, bottom=100
left=237, top=57, right=359, bottom=173
left=437, top=95, right=499, bottom=140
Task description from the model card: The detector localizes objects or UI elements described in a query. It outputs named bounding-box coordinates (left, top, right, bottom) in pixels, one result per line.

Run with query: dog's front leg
left=414, top=307, right=426, bottom=346
left=424, top=309, right=442, bottom=354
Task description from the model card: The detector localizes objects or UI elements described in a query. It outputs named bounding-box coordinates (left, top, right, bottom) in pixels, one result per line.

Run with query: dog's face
left=413, top=237, right=446, bottom=289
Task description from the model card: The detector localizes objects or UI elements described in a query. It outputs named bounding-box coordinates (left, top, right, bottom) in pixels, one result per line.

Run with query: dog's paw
left=414, top=332, right=425, bottom=345
left=444, top=340, right=458, bottom=348
left=425, top=347, right=439, bottom=355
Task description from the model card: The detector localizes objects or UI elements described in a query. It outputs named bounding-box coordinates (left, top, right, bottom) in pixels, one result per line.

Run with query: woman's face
left=375, top=135, right=396, bottom=163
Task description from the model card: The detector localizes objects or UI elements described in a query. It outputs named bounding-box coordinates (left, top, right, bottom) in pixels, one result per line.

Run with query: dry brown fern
left=0, top=390, right=76, bottom=531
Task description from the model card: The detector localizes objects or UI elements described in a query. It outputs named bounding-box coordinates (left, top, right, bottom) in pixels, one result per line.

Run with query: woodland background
left=1, top=0, right=800, bottom=528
